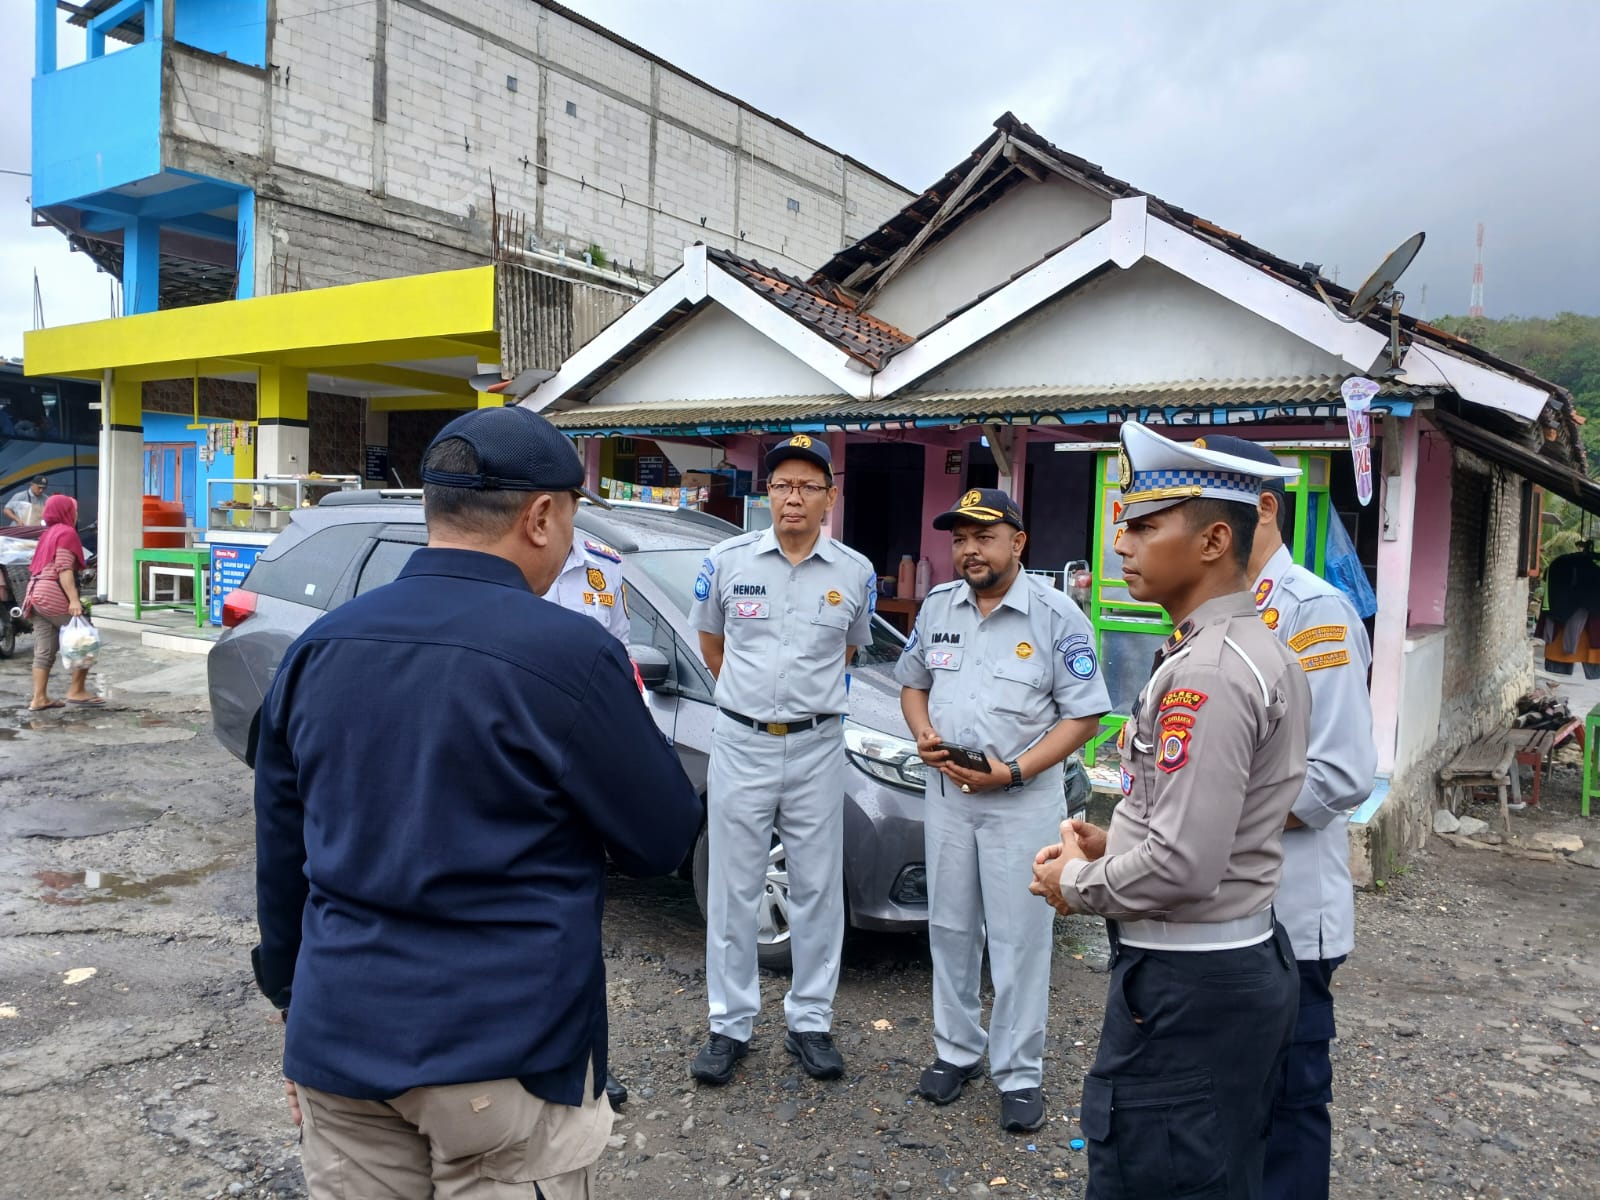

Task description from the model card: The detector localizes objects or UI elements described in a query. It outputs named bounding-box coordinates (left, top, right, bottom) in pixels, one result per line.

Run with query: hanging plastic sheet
left=1324, top=514, right=1377, bottom=618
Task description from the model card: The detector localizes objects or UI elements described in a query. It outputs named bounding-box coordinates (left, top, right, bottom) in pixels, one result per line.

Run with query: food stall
left=204, top=475, right=360, bottom=623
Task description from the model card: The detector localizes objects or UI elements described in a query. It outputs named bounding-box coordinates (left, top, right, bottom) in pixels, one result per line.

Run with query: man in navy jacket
left=253, top=406, right=701, bottom=1200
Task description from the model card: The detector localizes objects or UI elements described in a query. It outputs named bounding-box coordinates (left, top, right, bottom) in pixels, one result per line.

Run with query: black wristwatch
left=1003, top=760, right=1025, bottom=792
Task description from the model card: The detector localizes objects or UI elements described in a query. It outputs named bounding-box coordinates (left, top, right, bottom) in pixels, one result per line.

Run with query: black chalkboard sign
left=364, top=445, right=391, bottom=482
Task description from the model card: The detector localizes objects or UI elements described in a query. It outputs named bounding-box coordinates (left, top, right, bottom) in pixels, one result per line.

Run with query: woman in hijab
left=24, top=494, right=102, bottom=710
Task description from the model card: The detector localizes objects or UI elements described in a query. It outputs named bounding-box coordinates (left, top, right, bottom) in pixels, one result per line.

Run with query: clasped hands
left=1029, top=818, right=1108, bottom=915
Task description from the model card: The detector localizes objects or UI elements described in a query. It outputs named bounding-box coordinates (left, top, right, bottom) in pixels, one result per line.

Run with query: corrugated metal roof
left=548, top=377, right=1440, bottom=434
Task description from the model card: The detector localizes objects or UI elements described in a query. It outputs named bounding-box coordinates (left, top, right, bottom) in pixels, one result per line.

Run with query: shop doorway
left=843, top=442, right=925, bottom=580
left=1023, top=447, right=1095, bottom=573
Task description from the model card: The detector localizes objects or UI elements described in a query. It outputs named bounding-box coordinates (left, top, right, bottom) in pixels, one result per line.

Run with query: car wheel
left=692, top=823, right=794, bottom=974
left=0, top=620, right=13, bottom=659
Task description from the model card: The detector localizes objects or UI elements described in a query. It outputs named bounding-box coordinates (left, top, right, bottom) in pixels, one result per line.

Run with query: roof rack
left=318, top=490, right=423, bottom=507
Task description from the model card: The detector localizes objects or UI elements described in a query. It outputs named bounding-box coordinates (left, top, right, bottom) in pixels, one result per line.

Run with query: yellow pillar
left=477, top=389, right=505, bottom=409
left=257, top=363, right=310, bottom=482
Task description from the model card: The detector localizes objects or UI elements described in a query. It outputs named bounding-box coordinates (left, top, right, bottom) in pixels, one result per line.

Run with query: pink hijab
left=30, top=495, right=85, bottom=576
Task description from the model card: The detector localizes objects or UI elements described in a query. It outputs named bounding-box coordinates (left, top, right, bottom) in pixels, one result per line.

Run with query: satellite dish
left=1348, top=232, right=1425, bottom=321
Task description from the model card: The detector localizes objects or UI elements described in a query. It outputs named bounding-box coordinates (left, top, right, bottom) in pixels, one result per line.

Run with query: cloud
left=3, top=0, right=1595, bottom=361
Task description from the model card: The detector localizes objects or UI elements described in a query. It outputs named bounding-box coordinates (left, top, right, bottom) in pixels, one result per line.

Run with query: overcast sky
left=5, top=0, right=1598, bottom=359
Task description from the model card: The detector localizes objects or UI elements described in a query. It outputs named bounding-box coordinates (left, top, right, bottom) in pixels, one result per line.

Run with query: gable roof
left=806, top=112, right=1584, bottom=465
left=706, top=249, right=913, bottom=371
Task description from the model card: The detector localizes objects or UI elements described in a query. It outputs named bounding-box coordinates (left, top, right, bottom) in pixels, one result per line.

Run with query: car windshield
left=628, top=549, right=705, bottom=616
left=628, top=548, right=905, bottom=667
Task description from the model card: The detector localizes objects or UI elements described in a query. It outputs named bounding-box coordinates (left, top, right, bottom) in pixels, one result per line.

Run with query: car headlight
left=844, top=719, right=926, bottom=793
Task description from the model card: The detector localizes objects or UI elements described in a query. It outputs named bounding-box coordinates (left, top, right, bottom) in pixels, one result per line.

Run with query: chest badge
left=826, top=589, right=842, bottom=606
left=587, top=567, right=607, bottom=591
left=928, top=650, right=958, bottom=670
left=734, top=600, right=769, bottom=619
left=1261, top=607, right=1280, bottom=631
left=1015, top=641, right=1034, bottom=660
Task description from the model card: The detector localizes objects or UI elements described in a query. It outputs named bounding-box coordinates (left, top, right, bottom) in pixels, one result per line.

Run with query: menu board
left=208, top=542, right=265, bottom=625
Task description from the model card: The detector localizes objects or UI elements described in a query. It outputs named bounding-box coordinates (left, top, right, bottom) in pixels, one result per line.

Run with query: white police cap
left=1115, top=421, right=1301, bottom=523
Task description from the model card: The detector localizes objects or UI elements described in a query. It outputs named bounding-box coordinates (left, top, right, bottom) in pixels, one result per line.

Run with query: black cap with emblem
left=931, top=487, right=1025, bottom=532
left=422, top=405, right=607, bottom=505
left=765, top=434, right=833, bottom=481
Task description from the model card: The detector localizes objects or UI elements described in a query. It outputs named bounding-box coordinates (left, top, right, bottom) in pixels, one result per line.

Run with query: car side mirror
left=630, top=644, right=672, bottom=692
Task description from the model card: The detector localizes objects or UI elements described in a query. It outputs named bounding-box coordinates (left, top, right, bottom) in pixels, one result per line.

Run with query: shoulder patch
left=1156, top=726, right=1192, bottom=774
left=1300, top=649, right=1350, bottom=672
left=904, top=626, right=919, bottom=653
left=1057, top=634, right=1098, bottom=680
left=1253, top=578, right=1274, bottom=608
left=583, top=538, right=622, bottom=563
left=1287, top=624, right=1348, bottom=653
left=1159, top=688, right=1208, bottom=712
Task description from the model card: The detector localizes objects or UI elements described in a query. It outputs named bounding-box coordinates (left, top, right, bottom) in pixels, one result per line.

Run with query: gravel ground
left=1, top=631, right=1596, bottom=1199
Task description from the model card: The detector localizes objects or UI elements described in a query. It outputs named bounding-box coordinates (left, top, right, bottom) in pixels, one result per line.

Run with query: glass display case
left=205, top=475, right=361, bottom=534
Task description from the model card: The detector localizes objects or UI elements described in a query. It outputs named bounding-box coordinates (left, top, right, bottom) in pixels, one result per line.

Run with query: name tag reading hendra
left=733, top=600, right=770, bottom=619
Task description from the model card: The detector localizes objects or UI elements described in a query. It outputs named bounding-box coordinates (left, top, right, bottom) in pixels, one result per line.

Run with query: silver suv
left=207, top=495, right=930, bottom=969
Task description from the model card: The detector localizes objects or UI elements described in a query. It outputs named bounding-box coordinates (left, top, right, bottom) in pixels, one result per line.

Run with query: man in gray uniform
left=1203, top=436, right=1377, bottom=1200
left=544, top=530, right=630, bottom=644
left=541, top=521, right=634, bottom=1109
left=1032, top=421, right=1310, bottom=1200
left=688, top=434, right=876, bottom=1086
left=896, top=488, right=1109, bottom=1133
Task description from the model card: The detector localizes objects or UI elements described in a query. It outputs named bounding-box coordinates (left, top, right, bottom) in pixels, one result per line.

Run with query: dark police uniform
left=1054, top=422, right=1310, bottom=1200
left=254, top=406, right=701, bottom=1199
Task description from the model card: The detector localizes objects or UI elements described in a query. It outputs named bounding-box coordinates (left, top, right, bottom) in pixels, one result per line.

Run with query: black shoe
left=1000, top=1086, right=1045, bottom=1133
left=917, top=1057, right=984, bottom=1105
left=784, top=1029, right=845, bottom=1080
left=690, top=1033, right=749, bottom=1086
left=604, top=1070, right=628, bottom=1108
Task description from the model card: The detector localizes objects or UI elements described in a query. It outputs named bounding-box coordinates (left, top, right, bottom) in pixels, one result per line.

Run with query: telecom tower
left=1469, top=223, right=1485, bottom=318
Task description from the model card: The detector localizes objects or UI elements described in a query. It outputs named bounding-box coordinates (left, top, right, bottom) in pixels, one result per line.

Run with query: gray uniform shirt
left=543, top=537, right=630, bottom=646
left=1253, top=544, right=1377, bottom=960
left=689, top=527, right=875, bottom=720
left=1061, top=593, right=1310, bottom=922
left=894, top=571, right=1111, bottom=791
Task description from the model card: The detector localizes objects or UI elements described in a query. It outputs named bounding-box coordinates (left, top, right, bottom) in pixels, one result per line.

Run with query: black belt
left=717, top=708, right=837, bottom=736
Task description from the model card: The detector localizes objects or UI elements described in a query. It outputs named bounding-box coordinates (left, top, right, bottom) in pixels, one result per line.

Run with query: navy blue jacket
left=252, top=548, right=700, bottom=1105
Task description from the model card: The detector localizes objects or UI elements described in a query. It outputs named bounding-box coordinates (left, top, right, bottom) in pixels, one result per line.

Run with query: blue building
left=33, top=0, right=265, bottom=314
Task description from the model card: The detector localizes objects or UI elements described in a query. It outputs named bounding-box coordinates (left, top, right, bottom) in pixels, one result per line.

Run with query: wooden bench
left=1509, top=728, right=1557, bottom=809
left=1439, top=734, right=1514, bottom=834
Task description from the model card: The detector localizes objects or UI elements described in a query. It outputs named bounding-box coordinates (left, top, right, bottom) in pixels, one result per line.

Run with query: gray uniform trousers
left=926, top=774, right=1065, bottom=1091
left=705, top=712, right=846, bottom=1041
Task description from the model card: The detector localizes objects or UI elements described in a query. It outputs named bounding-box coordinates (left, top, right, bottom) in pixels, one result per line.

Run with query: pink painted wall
left=584, top=438, right=602, bottom=490
left=1407, top=424, right=1454, bottom=628
left=921, top=439, right=969, bottom=582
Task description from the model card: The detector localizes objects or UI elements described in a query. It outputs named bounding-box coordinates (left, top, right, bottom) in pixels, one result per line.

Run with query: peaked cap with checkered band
left=1114, top=421, right=1301, bottom=523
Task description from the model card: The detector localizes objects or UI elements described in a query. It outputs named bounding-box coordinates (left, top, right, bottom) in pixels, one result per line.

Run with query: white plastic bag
left=59, top=615, right=101, bottom=671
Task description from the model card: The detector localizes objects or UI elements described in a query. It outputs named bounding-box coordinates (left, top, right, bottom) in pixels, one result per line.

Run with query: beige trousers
left=296, top=1069, right=613, bottom=1200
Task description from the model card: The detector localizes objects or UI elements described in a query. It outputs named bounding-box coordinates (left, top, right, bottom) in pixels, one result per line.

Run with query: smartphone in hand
left=937, top=743, right=992, bottom=773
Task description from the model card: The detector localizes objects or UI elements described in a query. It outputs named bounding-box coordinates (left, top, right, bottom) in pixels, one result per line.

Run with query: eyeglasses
left=767, top=482, right=828, bottom=499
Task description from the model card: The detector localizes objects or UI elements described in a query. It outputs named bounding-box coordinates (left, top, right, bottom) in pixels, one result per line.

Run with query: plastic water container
left=896, top=554, right=916, bottom=600
left=914, top=556, right=932, bottom=600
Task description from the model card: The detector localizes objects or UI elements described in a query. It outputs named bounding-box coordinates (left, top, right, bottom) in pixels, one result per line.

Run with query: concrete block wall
left=164, top=0, right=912, bottom=296
left=267, top=4, right=378, bottom=186
left=1355, top=445, right=1535, bottom=880
left=167, top=49, right=268, bottom=159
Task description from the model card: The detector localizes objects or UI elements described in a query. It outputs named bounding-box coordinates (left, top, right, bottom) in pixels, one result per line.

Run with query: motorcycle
left=0, top=520, right=97, bottom=659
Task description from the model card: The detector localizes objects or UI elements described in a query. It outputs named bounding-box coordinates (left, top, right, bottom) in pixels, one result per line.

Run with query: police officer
left=896, top=488, right=1109, bottom=1133
left=1202, top=436, right=1377, bottom=1200
left=541, top=514, right=633, bottom=1109
left=1031, top=421, right=1310, bottom=1200
left=688, top=434, right=876, bottom=1086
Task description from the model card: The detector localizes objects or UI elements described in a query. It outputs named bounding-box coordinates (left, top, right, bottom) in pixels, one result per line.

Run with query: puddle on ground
left=35, top=856, right=235, bottom=906
left=0, top=727, right=18, bottom=740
